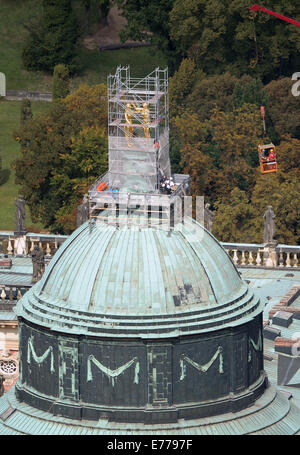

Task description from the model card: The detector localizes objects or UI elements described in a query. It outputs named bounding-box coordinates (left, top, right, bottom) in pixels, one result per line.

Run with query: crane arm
left=250, top=4, right=300, bottom=27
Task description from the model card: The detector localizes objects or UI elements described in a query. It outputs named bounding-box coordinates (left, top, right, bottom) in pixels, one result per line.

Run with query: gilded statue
left=132, top=102, right=150, bottom=138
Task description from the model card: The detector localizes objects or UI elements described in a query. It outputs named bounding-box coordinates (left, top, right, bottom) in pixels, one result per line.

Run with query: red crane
left=250, top=5, right=300, bottom=27
left=250, top=5, right=299, bottom=174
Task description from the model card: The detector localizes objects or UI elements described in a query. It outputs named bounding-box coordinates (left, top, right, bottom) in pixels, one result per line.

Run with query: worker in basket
left=268, top=148, right=275, bottom=161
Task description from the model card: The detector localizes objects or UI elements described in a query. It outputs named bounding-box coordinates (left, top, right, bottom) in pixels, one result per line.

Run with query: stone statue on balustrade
left=31, top=245, right=45, bottom=283
left=14, top=195, right=26, bottom=235
left=76, top=194, right=89, bottom=227
left=204, top=203, right=215, bottom=233
left=0, top=375, right=4, bottom=397
left=263, top=206, right=276, bottom=245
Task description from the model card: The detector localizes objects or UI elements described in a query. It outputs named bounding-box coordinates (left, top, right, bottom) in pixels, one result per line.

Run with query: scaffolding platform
left=89, top=172, right=190, bottom=228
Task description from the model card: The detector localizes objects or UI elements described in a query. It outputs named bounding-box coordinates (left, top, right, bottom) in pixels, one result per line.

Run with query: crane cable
left=249, top=10, right=259, bottom=68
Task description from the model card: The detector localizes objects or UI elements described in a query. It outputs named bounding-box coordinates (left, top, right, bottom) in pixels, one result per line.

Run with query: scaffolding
left=89, top=66, right=190, bottom=229
left=107, top=65, right=170, bottom=192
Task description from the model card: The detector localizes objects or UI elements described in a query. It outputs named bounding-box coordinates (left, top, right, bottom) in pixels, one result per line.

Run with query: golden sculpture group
left=124, top=102, right=150, bottom=145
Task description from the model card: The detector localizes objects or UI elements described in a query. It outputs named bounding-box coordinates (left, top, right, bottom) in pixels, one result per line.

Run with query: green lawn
left=72, top=47, right=167, bottom=89
left=0, top=0, right=167, bottom=92
left=0, top=0, right=167, bottom=231
left=0, top=99, right=51, bottom=231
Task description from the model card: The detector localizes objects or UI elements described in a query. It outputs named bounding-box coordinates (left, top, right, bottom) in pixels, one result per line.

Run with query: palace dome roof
left=15, top=219, right=261, bottom=337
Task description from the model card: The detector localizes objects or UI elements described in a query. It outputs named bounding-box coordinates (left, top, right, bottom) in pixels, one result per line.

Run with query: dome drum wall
left=15, top=313, right=266, bottom=424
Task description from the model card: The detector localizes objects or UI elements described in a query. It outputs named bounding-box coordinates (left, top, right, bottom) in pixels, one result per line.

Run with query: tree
left=174, top=113, right=212, bottom=197
left=232, top=78, right=269, bottom=110
left=275, top=136, right=300, bottom=181
left=250, top=173, right=300, bottom=245
left=80, top=0, right=111, bottom=32
left=98, top=0, right=111, bottom=24
left=212, top=136, right=300, bottom=244
left=114, top=0, right=180, bottom=71
left=51, top=126, right=108, bottom=232
left=52, top=64, right=70, bottom=100
left=185, top=72, right=241, bottom=121
left=169, top=58, right=198, bottom=116
left=174, top=104, right=262, bottom=203
left=265, top=78, right=300, bottom=141
left=13, top=84, right=108, bottom=234
left=209, top=105, right=262, bottom=177
left=22, top=0, right=80, bottom=73
left=0, top=151, right=10, bottom=186
left=212, top=187, right=255, bottom=242
left=169, top=0, right=300, bottom=81
left=20, top=99, right=33, bottom=126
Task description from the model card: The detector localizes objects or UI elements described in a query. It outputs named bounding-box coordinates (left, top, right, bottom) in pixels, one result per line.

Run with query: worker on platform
left=160, top=175, right=175, bottom=194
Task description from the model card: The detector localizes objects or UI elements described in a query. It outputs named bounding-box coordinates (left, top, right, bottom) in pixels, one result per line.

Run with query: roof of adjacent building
left=0, top=256, right=32, bottom=287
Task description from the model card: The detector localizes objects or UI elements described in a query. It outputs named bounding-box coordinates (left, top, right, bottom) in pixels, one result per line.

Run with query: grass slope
left=0, top=100, right=51, bottom=231
left=0, top=0, right=167, bottom=91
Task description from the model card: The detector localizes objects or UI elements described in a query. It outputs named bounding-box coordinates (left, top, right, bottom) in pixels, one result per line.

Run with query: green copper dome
left=15, top=218, right=261, bottom=337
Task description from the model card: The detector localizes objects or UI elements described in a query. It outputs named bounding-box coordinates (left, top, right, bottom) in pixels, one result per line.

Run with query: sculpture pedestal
left=14, top=231, right=27, bottom=236
left=263, top=243, right=278, bottom=267
left=13, top=235, right=27, bottom=255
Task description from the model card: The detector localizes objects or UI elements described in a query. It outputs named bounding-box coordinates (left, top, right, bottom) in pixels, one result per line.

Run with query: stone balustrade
left=0, top=232, right=68, bottom=258
left=0, top=232, right=300, bottom=270
left=0, top=285, right=30, bottom=302
left=222, top=242, right=300, bottom=269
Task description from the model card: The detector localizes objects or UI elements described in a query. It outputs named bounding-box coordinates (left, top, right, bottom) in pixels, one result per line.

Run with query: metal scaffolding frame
left=88, top=66, right=190, bottom=229
left=107, top=66, right=170, bottom=193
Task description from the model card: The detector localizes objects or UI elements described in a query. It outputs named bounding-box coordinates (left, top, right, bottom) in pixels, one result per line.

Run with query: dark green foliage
left=98, top=0, right=111, bottom=23
left=169, top=0, right=300, bottom=82
left=0, top=168, right=10, bottom=186
left=13, top=84, right=108, bottom=234
left=22, top=0, right=81, bottom=73
left=20, top=99, right=33, bottom=126
left=80, top=0, right=111, bottom=33
left=53, top=64, right=70, bottom=100
left=169, top=135, right=182, bottom=174
left=0, top=152, right=10, bottom=186
left=232, top=79, right=269, bottom=110
left=114, top=0, right=180, bottom=72
left=186, top=73, right=240, bottom=121
left=265, top=78, right=300, bottom=141
left=170, top=68, right=300, bottom=243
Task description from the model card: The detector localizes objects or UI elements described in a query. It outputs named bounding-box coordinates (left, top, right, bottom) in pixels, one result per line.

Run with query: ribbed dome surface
left=15, top=218, right=261, bottom=337
left=38, top=218, right=243, bottom=315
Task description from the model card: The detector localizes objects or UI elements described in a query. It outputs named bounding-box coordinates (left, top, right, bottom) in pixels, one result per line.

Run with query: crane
left=250, top=5, right=300, bottom=27
left=250, top=5, right=299, bottom=173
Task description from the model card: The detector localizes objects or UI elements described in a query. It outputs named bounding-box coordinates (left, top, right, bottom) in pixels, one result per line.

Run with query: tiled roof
left=0, top=256, right=33, bottom=287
